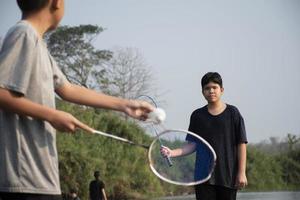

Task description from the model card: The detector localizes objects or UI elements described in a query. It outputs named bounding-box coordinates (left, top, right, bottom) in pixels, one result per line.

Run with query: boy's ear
left=221, top=87, right=224, bottom=93
left=51, top=0, right=62, bottom=9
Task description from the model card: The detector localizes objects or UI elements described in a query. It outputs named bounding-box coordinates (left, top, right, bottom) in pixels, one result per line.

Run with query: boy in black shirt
left=89, top=171, right=107, bottom=200
left=161, top=72, right=247, bottom=200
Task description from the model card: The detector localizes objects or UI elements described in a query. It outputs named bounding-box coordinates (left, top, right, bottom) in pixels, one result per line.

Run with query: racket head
left=148, top=129, right=216, bottom=186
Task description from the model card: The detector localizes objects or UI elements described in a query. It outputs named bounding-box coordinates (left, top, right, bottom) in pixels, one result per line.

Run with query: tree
left=247, top=146, right=284, bottom=190
left=286, top=133, right=300, bottom=152
left=46, top=25, right=112, bottom=88
left=96, top=47, right=156, bottom=99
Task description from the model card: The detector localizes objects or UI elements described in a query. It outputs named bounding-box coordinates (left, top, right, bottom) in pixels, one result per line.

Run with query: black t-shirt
left=89, top=180, right=105, bottom=200
left=188, top=104, right=247, bottom=188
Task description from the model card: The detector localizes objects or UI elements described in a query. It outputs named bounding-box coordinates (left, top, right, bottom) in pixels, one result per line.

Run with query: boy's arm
left=0, top=88, right=91, bottom=132
left=161, top=142, right=196, bottom=158
left=235, top=143, right=247, bottom=189
left=55, top=83, right=154, bottom=119
left=102, top=188, right=108, bottom=200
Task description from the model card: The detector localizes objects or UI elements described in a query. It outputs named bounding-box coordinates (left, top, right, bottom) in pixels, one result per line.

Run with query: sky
left=0, top=0, right=299, bottom=143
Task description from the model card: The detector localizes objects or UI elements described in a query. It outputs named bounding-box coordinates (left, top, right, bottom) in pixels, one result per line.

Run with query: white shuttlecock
left=148, top=108, right=166, bottom=124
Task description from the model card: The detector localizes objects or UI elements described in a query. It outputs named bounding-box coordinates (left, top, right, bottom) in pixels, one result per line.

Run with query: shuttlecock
left=148, top=108, right=166, bottom=124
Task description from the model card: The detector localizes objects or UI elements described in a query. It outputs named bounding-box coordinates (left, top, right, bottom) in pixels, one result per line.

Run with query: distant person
left=161, top=72, right=248, bottom=200
left=89, top=171, right=107, bottom=200
left=0, top=0, right=154, bottom=200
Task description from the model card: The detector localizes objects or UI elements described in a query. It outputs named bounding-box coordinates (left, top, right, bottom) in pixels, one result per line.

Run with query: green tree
left=247, top=134, right=300, bottom=191
left=286, top=133, right=300, bottom=152
left=247, top=145, right=284, bottom=190
left=278, top=134, right=300, bottom=189
left=46, top=25, right=112, bottom=88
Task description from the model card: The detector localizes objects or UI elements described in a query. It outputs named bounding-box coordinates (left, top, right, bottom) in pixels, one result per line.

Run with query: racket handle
left=165, top=155, right=173, bottom=167
left=160, top=145, right=173, bottom=167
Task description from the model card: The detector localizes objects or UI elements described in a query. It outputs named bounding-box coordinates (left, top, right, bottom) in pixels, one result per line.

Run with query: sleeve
left=234, top=107, right=248, bottom=144
left=101, top=181, right=105, bottom=189
left=49, top=54, right=68, bottom=89
left=186, top=111, right=198, bottom=143
left=0, top=30, right=38, bottom=95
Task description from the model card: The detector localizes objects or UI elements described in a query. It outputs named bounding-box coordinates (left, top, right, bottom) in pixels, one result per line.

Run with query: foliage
left=246, top=146, right=284, bottom=190
left=56, top=100, right=164, bottom=200
left=276, top=145, right=300, bottom=190
left=46, top=25, right=159, bottom=101
left=46, top=25, right=112, bottom=88
left=247, top=135, right=300, bottom=191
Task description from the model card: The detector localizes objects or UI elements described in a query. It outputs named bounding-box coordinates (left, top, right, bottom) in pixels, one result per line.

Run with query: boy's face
left=50, top=0, right=65, bottom=30
left=202, top=82, right=224, bottom=103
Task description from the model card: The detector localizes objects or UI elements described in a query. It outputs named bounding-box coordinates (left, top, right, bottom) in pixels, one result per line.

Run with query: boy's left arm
left=235, top=143, right=247, bottom=189
left=55, top=83, right=154, bottom=120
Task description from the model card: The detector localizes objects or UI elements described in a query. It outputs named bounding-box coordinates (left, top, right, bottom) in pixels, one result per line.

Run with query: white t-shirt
left=0, top=20, right=67, bottom=195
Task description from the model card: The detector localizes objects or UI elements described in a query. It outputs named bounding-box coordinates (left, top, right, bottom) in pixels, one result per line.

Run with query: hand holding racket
left=48, top=110, right=94, bottom=133
left=160, top=142, right=197, bottom=158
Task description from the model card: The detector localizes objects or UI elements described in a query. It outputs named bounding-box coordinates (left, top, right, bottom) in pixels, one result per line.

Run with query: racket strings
left=148, top=130, right=216, bottom=186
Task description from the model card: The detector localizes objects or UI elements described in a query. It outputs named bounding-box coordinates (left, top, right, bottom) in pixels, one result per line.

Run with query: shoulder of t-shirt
left=190, top=105, right=207, bottom=117
left=226, top=104, right=238, bottom=112
left=226, top=104, right=243, bottom=118
left=5, top=21, right=38, bottom=46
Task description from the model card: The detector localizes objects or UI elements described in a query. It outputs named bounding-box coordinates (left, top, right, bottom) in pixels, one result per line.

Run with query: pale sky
left=1, top=0, right=299, bottom=143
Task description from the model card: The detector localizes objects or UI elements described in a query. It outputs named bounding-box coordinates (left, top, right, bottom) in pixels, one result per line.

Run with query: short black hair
left=201, top=72, right=223, bottom=88
left=94, top=171, right=100, bottom=177
left=17, top=0, right=50, bottom=13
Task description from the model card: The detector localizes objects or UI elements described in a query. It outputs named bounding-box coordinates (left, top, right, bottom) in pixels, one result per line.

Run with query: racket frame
left=148, top=129, right=217, bottom=186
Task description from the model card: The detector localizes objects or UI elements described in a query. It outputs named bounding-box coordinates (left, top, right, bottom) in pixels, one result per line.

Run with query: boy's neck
left=22, top=13, right=53, bottom=38
left=207, top=101, right=226, bottom=115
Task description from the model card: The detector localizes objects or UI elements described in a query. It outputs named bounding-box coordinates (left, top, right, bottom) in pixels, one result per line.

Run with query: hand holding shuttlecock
left=147, top=108, right=166, bottom=124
